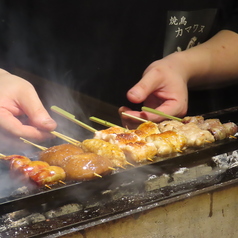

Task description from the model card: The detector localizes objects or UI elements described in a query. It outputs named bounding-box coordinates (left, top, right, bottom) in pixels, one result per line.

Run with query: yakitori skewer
left=49, top=131, right=132, bottom=169
left=0, top=153, right=66, bottom=188
left=90, top=118, right=159, bottom=163
left=20, top=137, right=108, bottom=179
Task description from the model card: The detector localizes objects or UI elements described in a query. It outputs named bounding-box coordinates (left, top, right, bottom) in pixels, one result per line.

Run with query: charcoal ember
left=44, top=203, right=83, bottom=219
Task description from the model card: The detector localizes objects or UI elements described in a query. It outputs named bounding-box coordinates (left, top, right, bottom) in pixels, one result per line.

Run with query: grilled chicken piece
left=158, top=119, right=215, bottom=147
left=99, top=123, right=159, bottom=163
left=146, top=131, right=187, bottom=155
left=222, top=122, right=238, bottom=137
left=1, top=155, right=66, bottom=186
left=175, top=123, right=215, bottom=147
left=182, top=116, right=205, bottom=124
left=182, top=116, right=238, bottom=140
left=158, top=120, right=184, bottom=132
left=81, top=139, right=128, bottom=168
left=18, top=161, right=50, bottom=177
left=94, top=126, right=126, bottom=142
left=108, top=132, right=141, bottom=145
left=39, top=143, right=84, bottom=167
left=63, top=153, right=113, bottom=180
left=120, top=141, right=158, bottom=163
left=29, top=166, right=66, bottom=186
left=1, top=155, right=32, bottom=170
left=196, top=119, right=237, bottom=140
left=133, top=121, right=160, bottom=139
left=95, top=121, right=159, bottom=143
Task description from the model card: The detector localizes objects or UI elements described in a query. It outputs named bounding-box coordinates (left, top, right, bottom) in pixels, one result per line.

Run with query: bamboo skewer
left=89, top=116, right=124, bottom=128
left=51, top=106, right=97, bottom=133
left=121, top=112, right=148, bottom=122
left=50, top=131, right=81, bottom=146
left=141, top=106, right=182, bottom=121
left=20, top=137, right=48, bottom=150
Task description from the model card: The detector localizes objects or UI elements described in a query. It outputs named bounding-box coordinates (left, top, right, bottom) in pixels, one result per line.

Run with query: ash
left=212, top=150, right=238, bottom=169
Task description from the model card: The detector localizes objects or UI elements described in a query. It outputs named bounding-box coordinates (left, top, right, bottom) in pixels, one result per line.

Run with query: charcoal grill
left=1, top=106, right=238, bottom=238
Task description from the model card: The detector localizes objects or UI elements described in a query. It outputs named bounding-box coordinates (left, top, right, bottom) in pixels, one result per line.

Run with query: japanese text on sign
left=169, top=16, right=205, bottom=37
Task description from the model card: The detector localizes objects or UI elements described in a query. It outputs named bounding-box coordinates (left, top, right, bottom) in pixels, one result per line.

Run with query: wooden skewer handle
left=89, top=116, right=123, bottom=128
left=51, top=106, right=97, bottom=133
left=141, top=106, right=182, bottom=121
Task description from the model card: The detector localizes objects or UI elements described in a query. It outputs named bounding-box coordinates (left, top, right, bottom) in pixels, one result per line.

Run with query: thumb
left=127, top=68, right=162, bottom=104
left=18, top=88, right=57, bottom=131
left=28, top=107, right=57, bottom=131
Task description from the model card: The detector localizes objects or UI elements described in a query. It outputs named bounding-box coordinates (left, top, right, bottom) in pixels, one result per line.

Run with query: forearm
left=169, top=30, right=238, bottom=89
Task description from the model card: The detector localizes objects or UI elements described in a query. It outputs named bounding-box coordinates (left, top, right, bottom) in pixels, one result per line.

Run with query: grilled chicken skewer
left=123, top=110, right=237, bottom=147
left=158, top=121, right=215, bottom=147
left=51, top=106, right=237, bottom=163
left=0, top=154, right=66, bottom=187
left=39, top=144, right=114, bottom=180
left=81, top=139, right=133, bottom=167
left=182, top=116, right=238, bottom=140
left=20, top=138, right=114, bottom=180
left=63, top=152, right=113, bottom=180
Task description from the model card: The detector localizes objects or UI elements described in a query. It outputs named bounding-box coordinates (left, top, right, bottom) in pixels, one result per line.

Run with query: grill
left=1, top=106, right=238, bottom=237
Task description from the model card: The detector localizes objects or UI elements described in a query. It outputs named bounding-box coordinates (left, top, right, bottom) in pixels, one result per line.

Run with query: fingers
left=15, top=80, right=57, bottom=132
left=0, top=108, right=55, bottom=141
left=124, top=56, right=189, bottom=126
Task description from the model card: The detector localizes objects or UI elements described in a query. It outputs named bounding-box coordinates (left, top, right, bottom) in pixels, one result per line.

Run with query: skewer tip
left=45, top=184, right=52, bottom=189
left=125, top=161, right=135, bottom=167
left=94, top=173, right=102, bottom=178
left=108, top=166, right=116, bottom=171
left=59, top=180, right=66, bottom=185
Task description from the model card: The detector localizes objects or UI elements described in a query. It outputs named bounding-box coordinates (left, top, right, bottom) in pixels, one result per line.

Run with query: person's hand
left=0, top=69, right=57, bottom=151
left=119, top=52, right=189, bottom=128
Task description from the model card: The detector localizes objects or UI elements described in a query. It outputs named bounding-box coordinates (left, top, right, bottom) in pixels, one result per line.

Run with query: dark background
left=0, top=0, right=237, bottom=118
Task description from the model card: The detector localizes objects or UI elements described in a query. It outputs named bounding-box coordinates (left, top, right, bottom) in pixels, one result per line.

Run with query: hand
left=119, top=53, right=189, bottom=128
left=0, top=69, right=57, bottom=150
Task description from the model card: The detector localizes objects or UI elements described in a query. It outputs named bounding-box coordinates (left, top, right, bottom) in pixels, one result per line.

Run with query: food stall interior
left=0, top=95, right=238, bottom=237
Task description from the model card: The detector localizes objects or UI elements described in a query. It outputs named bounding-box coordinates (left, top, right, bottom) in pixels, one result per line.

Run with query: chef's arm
left=120, top=30, right=238, bottom=126
left=181, top=30, right=238, bottom=89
